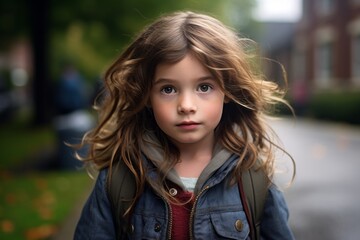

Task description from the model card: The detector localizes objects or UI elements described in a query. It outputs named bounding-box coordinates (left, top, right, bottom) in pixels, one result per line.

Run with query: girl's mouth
left=176, top=121, right=200, bottom=130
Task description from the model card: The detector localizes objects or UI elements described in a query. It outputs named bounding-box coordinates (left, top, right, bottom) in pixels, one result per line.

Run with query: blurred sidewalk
left=270, top=117, right=360, bottom=239
left=52, top=182, right=93, bottom=240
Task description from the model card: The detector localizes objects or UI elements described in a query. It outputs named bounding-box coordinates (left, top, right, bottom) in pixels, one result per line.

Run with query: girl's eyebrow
left=154, top=76, right=214, bottom=85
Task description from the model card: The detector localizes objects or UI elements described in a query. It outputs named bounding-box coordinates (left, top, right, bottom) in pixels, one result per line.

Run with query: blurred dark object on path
left=291, top=81, right=309, bottom=117
left=54, top=110, right=94, bottom=170
left=52, top=64, right=94, bottom=170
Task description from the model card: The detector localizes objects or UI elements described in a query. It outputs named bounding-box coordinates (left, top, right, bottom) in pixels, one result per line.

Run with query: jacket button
left=169, top=188, right=178, bottom=196
left=235, top=219, right=243, bottom=232
left=154, top=223, right=161, bottom=232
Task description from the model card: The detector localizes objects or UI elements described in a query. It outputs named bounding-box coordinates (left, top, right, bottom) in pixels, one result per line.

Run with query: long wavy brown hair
left=77, top=11, right=294, bottom=213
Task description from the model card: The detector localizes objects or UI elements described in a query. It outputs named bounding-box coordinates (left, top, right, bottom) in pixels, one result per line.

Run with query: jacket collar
left=140, top=131, right=238, bottom=194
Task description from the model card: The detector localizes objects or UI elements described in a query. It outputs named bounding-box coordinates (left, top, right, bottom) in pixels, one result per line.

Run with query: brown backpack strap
left=106, top=160, right=136, bottom=240
left=239, top=166, right=269, bottom=240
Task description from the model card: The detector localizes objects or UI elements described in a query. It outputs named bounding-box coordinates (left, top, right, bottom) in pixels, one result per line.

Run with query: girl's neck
left=173, top=136, right=215, bottom=178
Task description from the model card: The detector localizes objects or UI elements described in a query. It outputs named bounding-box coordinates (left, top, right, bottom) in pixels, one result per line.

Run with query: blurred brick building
left=294, top=0, right=360, bottom=89
left=262, top=0, right=360, bottom=109
left=260, top=0, right=360, bottom=118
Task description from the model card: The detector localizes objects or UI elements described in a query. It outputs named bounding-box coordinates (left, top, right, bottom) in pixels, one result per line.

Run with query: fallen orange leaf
left=38, top=207, right=54, bottom=220
left=25, top=224, right=58, bottom=240
left=5, top=193, right=17, bottom=204
left=35, top=178, right=48, bottom=190
left=1, top=219, right=14, bottom=233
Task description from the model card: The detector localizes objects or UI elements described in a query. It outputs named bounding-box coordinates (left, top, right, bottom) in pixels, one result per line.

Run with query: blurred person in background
left=53, top=63, right=94, bottom=170
left=55, top=64, right=87, bottom=115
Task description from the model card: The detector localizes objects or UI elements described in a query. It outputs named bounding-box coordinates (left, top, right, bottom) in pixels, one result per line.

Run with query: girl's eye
left=161, top=86, right=176, bottom=94
left=198, top=84, right=212, bottom=92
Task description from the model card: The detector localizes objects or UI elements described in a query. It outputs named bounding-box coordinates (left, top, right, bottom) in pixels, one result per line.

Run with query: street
left=269, top=117, right=360, bottom=240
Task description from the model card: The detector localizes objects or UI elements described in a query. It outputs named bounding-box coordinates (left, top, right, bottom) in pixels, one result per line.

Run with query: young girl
left=74, top=11, right=295, bottom=239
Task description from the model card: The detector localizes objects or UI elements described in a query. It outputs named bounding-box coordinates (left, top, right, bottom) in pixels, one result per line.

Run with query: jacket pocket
left=210, top=211, right=250, bottom=239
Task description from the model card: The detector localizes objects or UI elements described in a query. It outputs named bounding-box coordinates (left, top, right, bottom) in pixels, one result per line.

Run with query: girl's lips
left=176, top=122, right=200, bottom=130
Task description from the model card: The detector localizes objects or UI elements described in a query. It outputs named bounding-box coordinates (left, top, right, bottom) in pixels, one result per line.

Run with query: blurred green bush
left=307, top=91, right=360, bottom=125
left=275, top=90, right=360, bottom=125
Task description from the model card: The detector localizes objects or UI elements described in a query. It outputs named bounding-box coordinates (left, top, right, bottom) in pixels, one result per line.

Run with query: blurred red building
left=294, top=0, right=360, bottom=90
left=260, top=0, right=360, bottom=117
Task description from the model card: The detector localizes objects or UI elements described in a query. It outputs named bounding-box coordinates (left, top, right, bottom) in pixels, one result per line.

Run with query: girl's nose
left=177, top=93, right=197, bottom=114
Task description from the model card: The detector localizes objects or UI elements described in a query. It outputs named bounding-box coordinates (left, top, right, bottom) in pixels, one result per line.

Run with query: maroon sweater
left=169, top=189, right=195, bottom=240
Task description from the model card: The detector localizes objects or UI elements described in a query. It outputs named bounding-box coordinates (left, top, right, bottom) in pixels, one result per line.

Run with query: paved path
left=52, top=181, right=93, bottom=240
left=269, top=118, right=360, bottom=240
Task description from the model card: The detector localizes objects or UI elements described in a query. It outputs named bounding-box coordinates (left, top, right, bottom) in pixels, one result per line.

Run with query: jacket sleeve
left=260, top=185, right=295, bottom=240
left=74, top=169, right=116, bottom=240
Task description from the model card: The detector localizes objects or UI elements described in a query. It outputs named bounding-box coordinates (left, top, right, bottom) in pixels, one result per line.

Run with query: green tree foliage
left=50, top=0, right=256, bottom=80
left=0, top=0, right=257, bottom=125
left=0, top=0, right=256, bottom=81
left=0, top=0, right=29, bottom=48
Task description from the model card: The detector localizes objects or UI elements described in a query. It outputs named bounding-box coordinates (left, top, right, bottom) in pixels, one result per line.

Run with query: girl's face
left=150, top=53, right=225, bottom=149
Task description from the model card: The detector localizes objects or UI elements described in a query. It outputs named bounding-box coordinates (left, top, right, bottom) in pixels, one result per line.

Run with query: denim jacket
left=74, top=154, right=294, bottom=239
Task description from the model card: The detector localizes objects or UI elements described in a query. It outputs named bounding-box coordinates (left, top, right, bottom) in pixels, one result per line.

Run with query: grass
left=0, top=112, right=94, bottom=239
left=0, top=170, right=92, bottom=240
left=0, top=117, right=56, bottom=170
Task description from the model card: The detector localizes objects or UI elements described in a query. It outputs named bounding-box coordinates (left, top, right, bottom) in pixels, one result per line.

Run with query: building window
left=351, top=0, right=360, bottom=6
left=351, top=35, right=360, bottom=84
left=293, top=50, right=306, bottom=81
left=316, top=42, right=333, bottom=86
left=317, top=0, right=335, bottom=16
